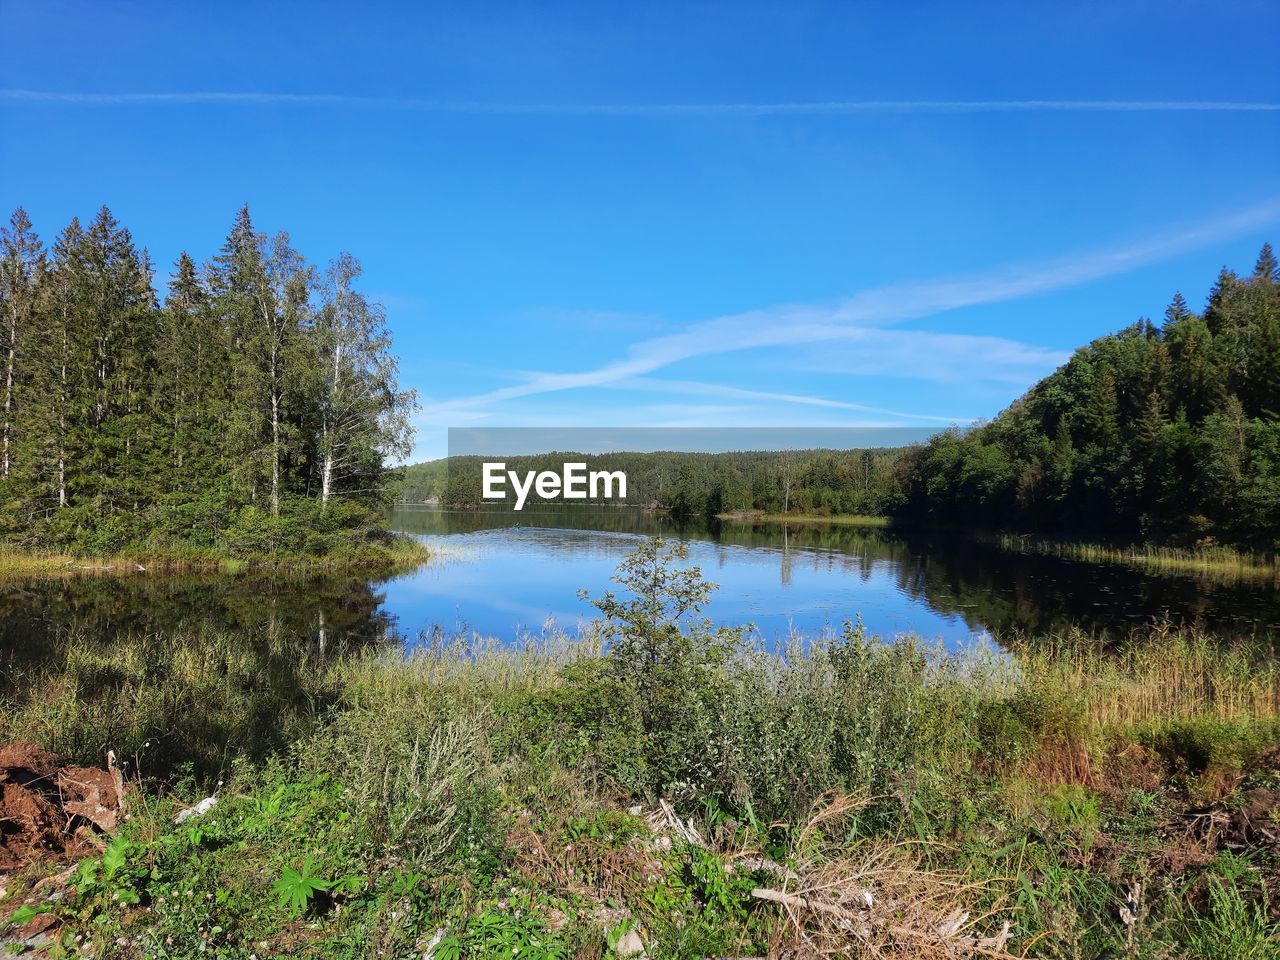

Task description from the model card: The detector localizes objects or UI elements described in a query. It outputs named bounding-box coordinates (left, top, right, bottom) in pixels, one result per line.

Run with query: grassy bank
left=992, top=532, right=1280, bottom=584
left=1, top=541, right=1278, bottom=958
left=0, top=533, right=431, bottom=580
left=717, top=510, right=891, bottom=527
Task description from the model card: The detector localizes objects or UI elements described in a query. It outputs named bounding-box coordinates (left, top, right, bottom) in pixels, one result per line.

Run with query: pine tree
left=0, top=210, right=45, bottom=483
left=0, top=206, right=419, bottom=553
left=71, top=207, right=159, bottom=521
left=1255, top=242, right=1278, bottom=284
left=154, top=252, right=203, bottom=479
left=17, top=218, right=86, bottom=518
left=1204, top=267, right=1243, bottom=335
left=895, top=242, right=1280, bottom=547
left=1164, top=291, right=1193, bottom=325
left=1135, top=388, right=1167, bottom=449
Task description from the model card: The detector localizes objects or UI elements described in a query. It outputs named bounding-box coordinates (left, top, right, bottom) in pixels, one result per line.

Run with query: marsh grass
left=718, top=511, right=891, bottom=527
left=0, top=532, right=431, bottom=580
left=996, top=532, right=1280, bottom=583
left=1017, top=626, right=1280, bottom=730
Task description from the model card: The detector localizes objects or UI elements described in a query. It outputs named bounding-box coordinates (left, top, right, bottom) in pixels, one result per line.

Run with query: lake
left=0, top=506, right=1276, bottom=668
left=381, top=505, right=1280, bottom=647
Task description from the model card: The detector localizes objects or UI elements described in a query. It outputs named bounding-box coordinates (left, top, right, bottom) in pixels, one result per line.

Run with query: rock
left=614, top=928, right=646, bottom=958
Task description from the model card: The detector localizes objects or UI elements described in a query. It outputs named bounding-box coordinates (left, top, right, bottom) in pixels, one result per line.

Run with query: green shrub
left=298, top=697, right=499, bottom=868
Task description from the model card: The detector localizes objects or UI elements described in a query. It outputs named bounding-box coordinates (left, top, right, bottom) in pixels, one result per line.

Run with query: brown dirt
left=1225, top=788, right=1280, bottom=851
left=0, top=742, right=123, bottom=871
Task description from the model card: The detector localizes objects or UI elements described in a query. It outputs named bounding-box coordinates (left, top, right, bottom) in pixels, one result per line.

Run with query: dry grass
left=758, top=793, right=1024, bottom=958
left=0, top=534, right=431, bottom=580
left=718, top=511, right=891, bottom=528
left=1019, top=626, right=1280, bottom=731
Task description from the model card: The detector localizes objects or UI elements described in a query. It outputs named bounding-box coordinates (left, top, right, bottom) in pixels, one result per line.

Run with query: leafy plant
left=273, top=857, right=330, bottom=916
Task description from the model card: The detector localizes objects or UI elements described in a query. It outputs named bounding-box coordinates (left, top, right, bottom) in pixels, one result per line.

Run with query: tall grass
left=995, top=532, right=1280, bottom=583
left=1018, top=626, right=1280, bottom=730
left=718, top=511, right=891, bottom=527
left=0, top=532, right=431, bottom=579
left=5, top=618, right=1276, bottom=807
left=4, top=613, right=1278, bottom=958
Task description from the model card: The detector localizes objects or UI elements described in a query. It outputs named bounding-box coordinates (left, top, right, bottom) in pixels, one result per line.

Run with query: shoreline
left=723, top=510, right=1278, bottom=582
left=987, top=532, right=1279, bottom=583
left=716, top=510, right=891, bottom=527
left=2, top=622, right=1276, bottom=957
left=0, top=533, right=431, bottom=580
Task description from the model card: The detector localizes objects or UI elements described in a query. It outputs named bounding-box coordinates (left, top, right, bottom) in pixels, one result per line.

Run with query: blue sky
left=2, top=1, right=1278, bottom=460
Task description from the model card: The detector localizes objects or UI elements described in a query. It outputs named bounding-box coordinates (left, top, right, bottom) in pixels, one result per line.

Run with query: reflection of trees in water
left=864, top=528, right=1279, bottom=642
left=0, top=573, right=395, bottom=674
left=395, top=507, right=1280, bottom=643
left=0, top=574, right=398, bottom=785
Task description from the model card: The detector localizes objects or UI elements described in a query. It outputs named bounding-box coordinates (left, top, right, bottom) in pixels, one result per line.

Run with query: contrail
left=417, top=197, right=1280, bottom=418
left=2, top=90, right=1278, bottom=113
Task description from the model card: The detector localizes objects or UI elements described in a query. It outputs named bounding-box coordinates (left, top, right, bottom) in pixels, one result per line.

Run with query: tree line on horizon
left=0, top=206, right=416, bottom=556
left=402, top=447, right=903, bottom=518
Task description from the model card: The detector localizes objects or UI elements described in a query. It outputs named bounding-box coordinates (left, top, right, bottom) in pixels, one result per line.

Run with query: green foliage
left=583, top=537, right=748, bottom=799
left=1139, top=715, right=1280, bottom=796
left=1178, top=877, right=1279, bottom=960
left=4, top=541, right=1279, bottom=957
left=895, top=247, right=1280, bottom=550
left=273, top=857, right=331, bottom=916
left=0, top=205, right=417, bottom=559
left=449, top=911, right=567, bottom=960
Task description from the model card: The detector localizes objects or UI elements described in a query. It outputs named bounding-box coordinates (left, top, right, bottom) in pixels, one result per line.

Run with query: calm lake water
left=0, top=507, right=1276, bottom=669
left=381, top=506, right=1280, bottom=647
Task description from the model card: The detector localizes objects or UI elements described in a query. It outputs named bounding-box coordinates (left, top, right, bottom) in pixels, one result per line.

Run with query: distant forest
left=0, top=206, right=415, bottom=557
left=406, top=245, right=1280, bottom=551
left=402, top=448, right=903, bottom=517
left=896, top=244, right=1280, bottom=549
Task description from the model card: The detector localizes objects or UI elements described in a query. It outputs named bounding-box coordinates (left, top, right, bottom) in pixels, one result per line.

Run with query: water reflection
left=0, top=506, right=1274, bottom=680
left=384, top=506, right=1280, bottom=645
left=0, top=574, right=395, bottom=675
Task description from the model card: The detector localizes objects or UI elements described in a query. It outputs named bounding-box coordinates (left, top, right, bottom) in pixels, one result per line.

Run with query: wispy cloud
left=416, top=198, right=1280, bottom=422
left=785, top=330, right=1071, bottom=384
left=3, top=90, right=1279, bottom=113
left=615, top=377, right=973, bottom=422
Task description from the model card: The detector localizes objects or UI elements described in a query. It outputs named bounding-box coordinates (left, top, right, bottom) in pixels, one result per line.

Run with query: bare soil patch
left=0, top=742, right=123, bottom=871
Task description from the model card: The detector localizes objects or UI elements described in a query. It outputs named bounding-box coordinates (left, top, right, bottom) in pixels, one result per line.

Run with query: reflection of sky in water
left=380, top=507, right=1280, bottom=649
left=379, top=525, right=987, bottom=648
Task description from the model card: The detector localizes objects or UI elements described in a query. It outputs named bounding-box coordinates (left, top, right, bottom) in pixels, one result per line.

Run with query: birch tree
left=312, top=254, right=414, bottom=508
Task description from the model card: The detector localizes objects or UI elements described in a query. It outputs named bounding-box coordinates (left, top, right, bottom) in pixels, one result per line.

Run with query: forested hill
left=0, top=206, right=416, bottom=560
left=893, top=244, right=1280, bottom=549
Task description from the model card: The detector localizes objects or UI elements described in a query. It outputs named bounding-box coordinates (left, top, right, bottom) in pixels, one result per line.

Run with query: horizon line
left=3, top=90, right=1279, bottom=114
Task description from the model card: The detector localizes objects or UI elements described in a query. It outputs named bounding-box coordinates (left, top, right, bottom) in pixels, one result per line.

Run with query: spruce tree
left=1255, top=242, right=1278, bottom=284
left=1163, top=291, right=1192, bottom=325
left=0, top=209, right=45, bottom=483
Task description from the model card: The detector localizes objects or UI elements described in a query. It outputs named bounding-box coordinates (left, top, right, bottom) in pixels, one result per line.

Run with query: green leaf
left=8, top=904, right=49, bottom=927
left=101, top=836, right=131, bottom=879
left=272, top=857, right=330, bottom=916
